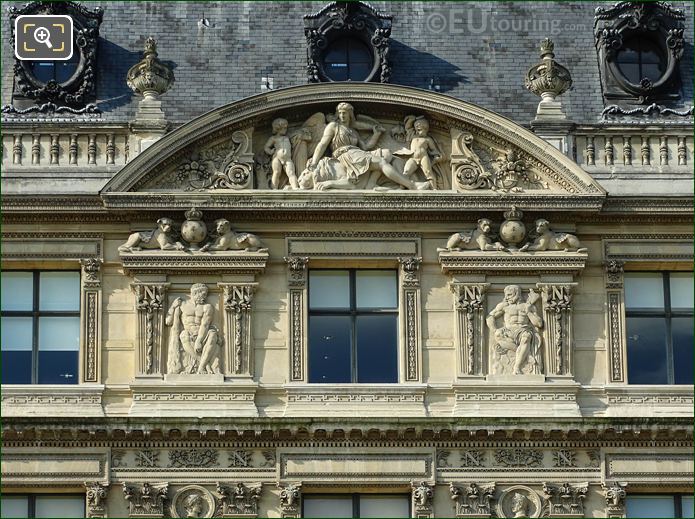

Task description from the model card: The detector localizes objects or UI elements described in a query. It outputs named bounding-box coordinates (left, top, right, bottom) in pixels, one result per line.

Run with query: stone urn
left=499, top=206, right=526, bottom=250
left=181, top=207, right=207, bottom=251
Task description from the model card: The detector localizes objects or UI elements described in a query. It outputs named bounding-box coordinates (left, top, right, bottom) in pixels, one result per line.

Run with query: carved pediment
left=101, top=84, right=605, bottom=212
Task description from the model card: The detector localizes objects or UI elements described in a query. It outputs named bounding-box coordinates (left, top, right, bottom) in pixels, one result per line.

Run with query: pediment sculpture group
left=167, top=102, right=553, bottom=193
left=119, top=206, right=584, bottom=378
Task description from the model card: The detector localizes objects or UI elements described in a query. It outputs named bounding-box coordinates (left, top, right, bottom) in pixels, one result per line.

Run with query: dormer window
left=304, top=1, right=392, bottom=83
left=5, top=1, right=103, bottom=114
left=594, top=1, right=685, bottom=104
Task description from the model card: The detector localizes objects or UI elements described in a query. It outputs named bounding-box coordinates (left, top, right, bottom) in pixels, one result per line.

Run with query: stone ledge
left=603, top=385, right=694, bottom=417
left=0, top=384, right=105, bottom=418
left=129, top=379, right=259, bottom=418
left=439, top=251, right=588, bottom=276
left=283, top=383, right=427, bottom=417
left=119, top=250, right=269, bottom=275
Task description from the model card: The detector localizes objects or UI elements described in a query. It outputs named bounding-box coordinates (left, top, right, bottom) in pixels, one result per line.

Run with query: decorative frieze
left=169, top=449, right=219, bottom=468
left=123, top=482, right=169, bottom=518
left=132, top=283, right=169, bottom=377
left=219, top=283, right=257, bottom=377
left=537, top=283, right=576, bottom=377
left=450, top=482, right=495, bottom=517
left=494, top=449, right=543, bottom=468
left=85, top=482, right=109, bottom=518
left=451, top=283, right=489, bottom=376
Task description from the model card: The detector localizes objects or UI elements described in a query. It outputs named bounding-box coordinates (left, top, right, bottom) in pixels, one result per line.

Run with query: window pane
left=356, top=314, right=398, bottom=383
left=626, top=317, right=668, bottom=384
left=309, top=315, right=352, bottom=383
left=39, top=317, right=80, bottom=350
left=626, top=496, right=675, bottom=518
left=39, top=272, right=80, bottom=311
left=1, top=272, right=34, bottom=310
left=304, top=497, right=353, bottom=518
left=0, top=496, right=29, bottom=518
left=356, top=270, right=397, bottom=309
left=625, top=273, right=665, bottom=309
left=670, top=273, right=694, bottom=310
left=309, top=271, right=350, bottom=310
left=360, top=495, right=410, bottom=518
left=1, top=317, right=33, bottom=350
left=672, top=317, right=694, bottom=385
left=35, top=496, right=84, bottom=518
left=682, top=496, right=694, bottom=518
left=1, top=317, right=33, bottom=383
left=38, top=316, right=79, bottom=384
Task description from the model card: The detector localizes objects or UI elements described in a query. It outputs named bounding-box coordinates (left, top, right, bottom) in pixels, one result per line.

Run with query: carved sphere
left=499, top=220, right=526, bottom=247
left=181, top=219, right=207, bottom=251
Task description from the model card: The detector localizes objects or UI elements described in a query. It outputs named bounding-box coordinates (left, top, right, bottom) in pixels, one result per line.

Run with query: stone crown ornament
left=525, top=38, right=572, bottom=103
left=127, top=37, right=175, bottom=99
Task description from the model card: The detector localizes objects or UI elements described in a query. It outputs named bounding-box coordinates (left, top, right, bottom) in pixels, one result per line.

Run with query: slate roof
left=2, top=1, right=693, bottom=125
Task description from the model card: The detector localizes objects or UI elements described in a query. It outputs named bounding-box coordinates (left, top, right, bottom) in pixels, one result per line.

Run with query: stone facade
left=1, top=1, right=693, bottom=518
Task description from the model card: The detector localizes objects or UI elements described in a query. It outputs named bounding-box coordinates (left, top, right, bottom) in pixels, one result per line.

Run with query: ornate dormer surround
left=303, top=1, right=392, bottom=83
left=4, top=1, right=104, bottom=115
left=594, top=1, right=686, bottom=105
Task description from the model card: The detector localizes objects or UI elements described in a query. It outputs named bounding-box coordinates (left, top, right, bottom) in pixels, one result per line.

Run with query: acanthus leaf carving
left=542, top=482, right=587, bottom=517
left=449, top=482, right=495, bottom=517
left=85, top=482, right=109, bottom=518
left=215, top=482, right=262, bottom=517
left=123, top=482, right=169, bottom=518
left=277, top=482, right=302, bottom=518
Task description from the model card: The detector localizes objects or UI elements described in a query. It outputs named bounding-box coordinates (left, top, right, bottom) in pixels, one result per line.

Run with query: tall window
left=626, top=494, right=694, bottom=518
left=0, top=495, right=85, bottom=518
left=308, top=270, right=398, bottom=383
left=624, top=272, right=693, bottom=384
left=303, top=494, right=409, bottom=518
left=1, top=271, right=80, bottom=384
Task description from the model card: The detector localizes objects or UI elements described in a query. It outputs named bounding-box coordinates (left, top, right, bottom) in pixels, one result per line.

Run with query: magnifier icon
left=33, top=26, right=53, bottom=49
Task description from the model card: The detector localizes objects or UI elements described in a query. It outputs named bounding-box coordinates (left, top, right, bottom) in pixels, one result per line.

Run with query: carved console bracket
left=450, top=283, right=489, bottom=378
left=537, top=283, right=577, bottom=377
left=399, top=257, right=423, bottom=382
left=85, top=482, right=109, bottom=518
left=602, top=481, right=627, bottom=518
left=219, top=283, right=258, bottom=378
left=285, top=256, right=309, bottom=382
left=277, top=482, right=302, bottom=518
left=132, top=283, right=169, bottom=378
left=411, top=481, right=435, bottom=519
left=81, top=258, right=103, bottom=383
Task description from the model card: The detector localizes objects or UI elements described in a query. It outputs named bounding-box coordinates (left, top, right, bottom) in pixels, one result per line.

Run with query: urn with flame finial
left=181, top=207, right=207, bottom=251
left=499, top=206, right=526, bottom=251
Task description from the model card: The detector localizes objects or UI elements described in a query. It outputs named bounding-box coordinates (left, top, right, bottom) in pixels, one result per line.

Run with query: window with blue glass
left=0, top=494, right=85, bottom=518
left=625, top=272, right=693, bottom=385
left=626, top=494, right=693, bottom=518
left=1, top=271, right=80, bottom=384
left=308, top=270, right=398, bottom=383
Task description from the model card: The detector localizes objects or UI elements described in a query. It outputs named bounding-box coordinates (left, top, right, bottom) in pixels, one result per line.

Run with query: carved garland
left=399, top=257, right=422, bottom=381
left=285, top=256, right=309, bottom=381
left=220, top=283, right=257, bottom=377
left=451, top=283, right=488, bottom=377
left=80, top=258, right=102, bottom=383
left=604, top=261, right=625, bottom=383
left=132, top=283, right=168, bottom=376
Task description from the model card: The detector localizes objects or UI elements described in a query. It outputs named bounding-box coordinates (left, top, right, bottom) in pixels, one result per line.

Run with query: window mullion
left=28, top=494, right=36, bottom=519
left=353, top=494, right=360, bottom=518
left=663, top=273, right=675, bottom=384
left=32, top=271, right=40, bottom=384
left=350, top=270, right=357, bottom=383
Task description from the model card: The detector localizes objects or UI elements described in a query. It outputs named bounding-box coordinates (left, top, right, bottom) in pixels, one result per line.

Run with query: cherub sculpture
left=439, top=218, right=506, bottom=252
left=199, top=219, right=267, bottom=253
left=520, top=219, right=587, bottom=252
left=264, top=117, right=300, bottom=190
left=118, top=218, right=185, bottom=253
left=396, top=116, right=444, bottom=189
